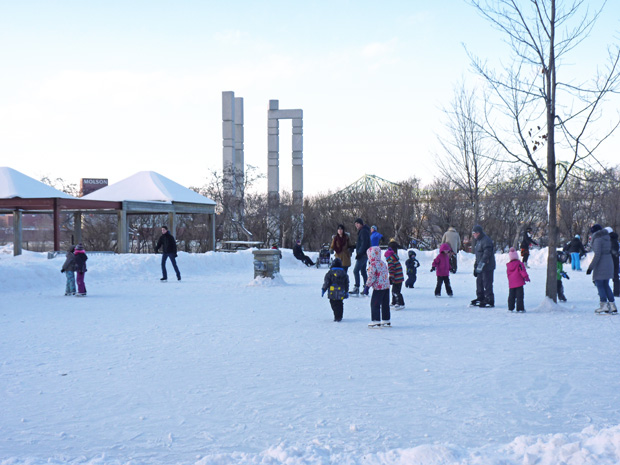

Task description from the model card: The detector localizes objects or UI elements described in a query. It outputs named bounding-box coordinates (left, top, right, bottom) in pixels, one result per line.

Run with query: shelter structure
left=0, top=168, right=217, bottom=255
left=82, top=171, right=217, bottom=253
left=0, top=167, right=120, bottom=255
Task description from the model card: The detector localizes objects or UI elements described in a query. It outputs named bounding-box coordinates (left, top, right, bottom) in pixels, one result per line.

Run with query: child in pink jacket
left=432, top=243, right=453, bottom=297
left=363, top=246, right=391, bottom=327
left=506, top=247, right=530, bottom=312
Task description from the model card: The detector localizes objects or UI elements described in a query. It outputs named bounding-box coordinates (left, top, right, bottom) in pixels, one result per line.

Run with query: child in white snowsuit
left=61, top=246, right=77, bottom=296
left=321, top=258, right=349, bottom=322
left=363, top=246, right=391, bottom=327
left=404, top=250, right=420, bottom=288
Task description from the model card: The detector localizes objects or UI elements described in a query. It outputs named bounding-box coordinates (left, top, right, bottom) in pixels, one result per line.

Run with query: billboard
left=80, top=178, right=108, bottom=197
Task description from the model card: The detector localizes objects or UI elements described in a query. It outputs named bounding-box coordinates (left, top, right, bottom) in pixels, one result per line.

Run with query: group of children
left=60, top=244, right=88, bottom=296
left=322, top=240, right=571, bottom=323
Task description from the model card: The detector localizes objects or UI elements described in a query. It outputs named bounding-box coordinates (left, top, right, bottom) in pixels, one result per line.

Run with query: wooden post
left=53, top=198, right=60, bottom=252
left=117, top=207, right=128, bottom=253
left=209, top=213, right=216, bottom=251
left=168, top=212, right=177, bottom=238
left=13, top=210, right=22, bottom=256
left=73, top=212, right=82, bottom=245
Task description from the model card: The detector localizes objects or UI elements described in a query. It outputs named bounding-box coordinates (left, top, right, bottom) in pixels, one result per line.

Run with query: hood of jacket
left=367, top=246, right=383, bottom=263
left=439, top=242, right=452, bottom=253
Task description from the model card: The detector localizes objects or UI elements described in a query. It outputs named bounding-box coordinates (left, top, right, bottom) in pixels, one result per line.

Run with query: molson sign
left=80, top=178, right=108, bottom=196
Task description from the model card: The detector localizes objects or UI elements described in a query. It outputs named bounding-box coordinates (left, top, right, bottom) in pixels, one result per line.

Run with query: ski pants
left=391, top=282, right=405, bottom=306
left=353, top=255, right=368, bottom=288
left=435, top=276, right=453, bottom=296
left=613, top=256, right=620, bottom=297
left=557, top=280, right=567, bottom=301
left=161, top=253, right=181, bottom=280
left=508, top=286, right=525, bottom=311
left=594, top=279, right=615, bottom=303
left=404, top=271, right=417, bottom=288
left=76, top=271, right=86, bottom=295
left=64, top=271, right=76, bottom=294
left=571, top=253, right=582, bottom=270
left=330, top=300, right=344, bottom=321
left=476, top=269, right=494, bottom=305
left=370, top=288, right=390, bottom=322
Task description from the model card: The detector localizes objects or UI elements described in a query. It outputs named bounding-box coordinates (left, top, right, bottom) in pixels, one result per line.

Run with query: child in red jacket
left=432, top=243, right=453, bottom=297
left=506, top=247, right=530, bottom=312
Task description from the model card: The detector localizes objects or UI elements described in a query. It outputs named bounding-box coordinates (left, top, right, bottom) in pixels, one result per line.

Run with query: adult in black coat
left=293, top=240, right=314, bottom=267
left=472, top=225, right=496, bottom=307
left=351, top=218, right=371, bottom=293
left=155, top=226, right=181, bottom=281
left=520, top=227, right=538, bottom=268
left=566, top=234, right=587, bottom=271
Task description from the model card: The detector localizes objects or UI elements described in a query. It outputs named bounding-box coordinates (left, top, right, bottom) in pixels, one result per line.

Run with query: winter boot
left=470, top=298, right=481, bottom=307
left=595, top=302, right=609, bottom=313
left=608, top=302, right=618, bottom=314
left=349, top=286, right=359, bottom=296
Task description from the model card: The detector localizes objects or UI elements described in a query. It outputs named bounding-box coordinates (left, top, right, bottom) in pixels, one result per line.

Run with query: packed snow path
left=1, top=247, right=619, bottom=464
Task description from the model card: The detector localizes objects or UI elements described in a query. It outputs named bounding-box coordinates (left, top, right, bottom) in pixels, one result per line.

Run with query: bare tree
left=467, top=0, right=620, bottom=300
left=437, top=81, right=498, bottom=225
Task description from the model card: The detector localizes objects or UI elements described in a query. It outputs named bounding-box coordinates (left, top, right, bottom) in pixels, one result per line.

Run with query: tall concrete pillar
left=222, top=91, right=236, bottom=197
left=267, top=99, right=304, bottom=246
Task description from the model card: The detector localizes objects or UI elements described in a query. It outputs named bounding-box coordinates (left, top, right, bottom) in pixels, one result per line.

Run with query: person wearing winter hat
left=370, top=225, right=382, bottom=247
left=330, top=224, right=353, bottom=272
left=350, top=218, right=371, bottom=295
left=471, top=225, right=496, bottom=307
left=566, top=233, right=586, bottom=271
left=586, top=223, right=617, bottom=314
left=520, top=227, right=538, bottom=269
left=321, top=257, right=349, bottom=322
left=60, top=245, right=77, bottom=296
left=74, top=243, right=88, bottom=296
left=404, top=249, right=420, bottom=288
left=506, top=247, right=530, bottom=312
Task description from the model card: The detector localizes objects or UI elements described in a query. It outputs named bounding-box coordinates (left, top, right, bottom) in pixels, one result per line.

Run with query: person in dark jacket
left=566, top=234, right=587, bottom=271
left=155, top=226, right=181, bottom=281
left=607, top=228, right=619, bottom=297
left=293, top=240, right=314, bottom=267
left=321, top=258, right=349, bottom=322
left=471, top=225, right=496, bottom=307
left=586, top=224, right=617, bottom=313
left=350, top=218, right=371, bottom=295
left=520, top=227, right=538, bottom=268
left=61, top=246, right=77, bottom=296
left=74, top=243, right=88, bottom=296
left=404, top=250, right=420, bottom=288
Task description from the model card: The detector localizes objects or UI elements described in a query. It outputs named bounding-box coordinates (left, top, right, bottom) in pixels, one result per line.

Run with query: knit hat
left=355, top=218, right=364, bottom=225
left=75, top=243, right=84, bottom=251
left=590, top=224, right=602, bottom=233
left=604, top=226, right=613, bottom=234
left=575, top=234, right=580, bottom=239
left=408, top=250, right=416, bottom=257
left=508, top=247, right=519, bottom=261
left=331, top=258, right=342, bottom=268
left=472, top=225, right=483, bottom=234
left=371, top=225, right=377, bottom=231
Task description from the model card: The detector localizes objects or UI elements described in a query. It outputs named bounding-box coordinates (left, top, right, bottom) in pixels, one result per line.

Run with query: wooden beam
left=53, top=198, right=60, bottom=251
left=13, top=210, right=22, bottom=256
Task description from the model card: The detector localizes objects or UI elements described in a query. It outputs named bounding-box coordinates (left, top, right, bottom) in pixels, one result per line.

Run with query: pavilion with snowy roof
left=82, top=171, right=216, bottom=253
left=0, top=168, right=216, bottom=255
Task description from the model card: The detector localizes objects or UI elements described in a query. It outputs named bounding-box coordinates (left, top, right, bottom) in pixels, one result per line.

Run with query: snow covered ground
left=1, top=246, right=619, bottom=465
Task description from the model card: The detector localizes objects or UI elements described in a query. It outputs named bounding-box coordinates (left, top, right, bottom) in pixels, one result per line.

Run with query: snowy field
left=1, top=245, right=619, bottom=465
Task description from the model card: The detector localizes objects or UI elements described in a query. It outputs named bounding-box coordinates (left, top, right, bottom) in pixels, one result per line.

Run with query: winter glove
left=475, top=261, right=486, bottom=274
left=60, top=269, right=64, bottom=273
left=430, top=267, right=436, bottom=272
left=321, top=289, right=326, bottom=297
left=344, top=292, right=349, bottom=299
left=389, top=278, right=394, bottom=285
left=561, top=272, right=570, bottom=280
left=473, top=270, right=478, bottom=277
left=362, top=286, right=369, bottom=296
left=586, top=268, right=592, bottom=275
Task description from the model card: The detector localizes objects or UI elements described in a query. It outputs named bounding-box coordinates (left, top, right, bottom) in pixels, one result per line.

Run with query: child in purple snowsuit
left=506, top=247, right=530, bottom=312
left=74, top=243, right=88, bottom=296
left=432, top=243, right=453, bottom=297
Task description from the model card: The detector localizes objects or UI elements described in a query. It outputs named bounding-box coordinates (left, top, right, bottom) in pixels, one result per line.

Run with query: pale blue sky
left=1, top=1, right=618, bottom=194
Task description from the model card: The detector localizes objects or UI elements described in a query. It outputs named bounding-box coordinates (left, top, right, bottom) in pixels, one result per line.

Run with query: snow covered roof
left=82, top=171, right=216, bottom=205
left=0, top=167, right=75, bottom=199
